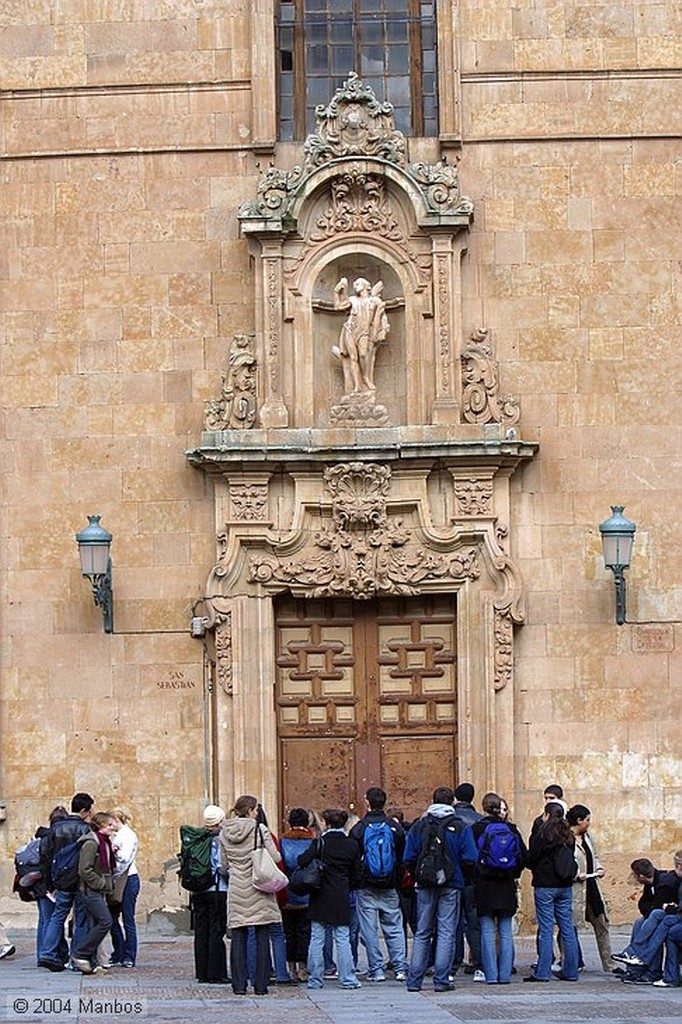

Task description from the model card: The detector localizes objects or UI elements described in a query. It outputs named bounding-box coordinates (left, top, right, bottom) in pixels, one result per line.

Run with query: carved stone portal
left=188, top=72, right=537, bottom=819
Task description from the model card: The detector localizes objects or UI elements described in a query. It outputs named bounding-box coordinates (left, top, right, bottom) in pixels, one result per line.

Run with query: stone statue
left=332, top=276, right=390, bottom=395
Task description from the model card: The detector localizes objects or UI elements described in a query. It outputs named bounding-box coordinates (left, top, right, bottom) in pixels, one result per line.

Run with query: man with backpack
left=452, top=782, right=484, bottom=981
left=349, top=787, right=408, bottom=982
left=403, top=786, right=477, bottom=993
left=38, top=792, right=95, bottom=972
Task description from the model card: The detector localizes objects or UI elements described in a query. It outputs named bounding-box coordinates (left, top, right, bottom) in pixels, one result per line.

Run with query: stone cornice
left=186, top=427, right=538, bottom=472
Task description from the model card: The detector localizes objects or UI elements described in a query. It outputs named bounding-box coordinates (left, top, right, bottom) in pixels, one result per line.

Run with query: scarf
left=97, top=832, right=114, bottom=873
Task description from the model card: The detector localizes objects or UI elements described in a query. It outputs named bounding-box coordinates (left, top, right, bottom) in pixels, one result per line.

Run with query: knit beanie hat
left=454, top=783, right=475, bottom=803
left=203, top=804, right=225, bottom=827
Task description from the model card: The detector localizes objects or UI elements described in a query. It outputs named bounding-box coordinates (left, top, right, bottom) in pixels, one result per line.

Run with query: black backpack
left=414, top=816, right=456, bottom=888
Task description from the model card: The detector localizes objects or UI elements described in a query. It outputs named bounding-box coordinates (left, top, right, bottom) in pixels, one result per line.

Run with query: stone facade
left=0, top=2, right=680, bottom=928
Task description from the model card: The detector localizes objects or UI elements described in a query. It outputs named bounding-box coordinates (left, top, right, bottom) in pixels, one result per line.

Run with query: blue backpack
left=476, top=821, right=523, bottom=873
left=362, top=821, right=396, bottom=882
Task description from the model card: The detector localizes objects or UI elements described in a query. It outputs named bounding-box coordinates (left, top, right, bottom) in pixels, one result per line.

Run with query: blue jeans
left=323, top=926, right=336, bottom=971
left=480, top=913, right=513, bottom=983
left=407, top=887, right=460, bottom=990
left=110, top=873, right=140, bottom=965
left=37, top=896, right=68, bottom=965
left=356, top=888, right=407, bottom=976
left=307, top=921, right=358, bottom=988
left=663, top=922, right=682, bottom=985
left=533, top=887, right=578, bottom=981
left=454, top=883, right=481, bottom=969
left=628, top=908, right=672, bottom=973
left=246, top=922, right=290, bottom=982
left=40, top=889, right=88, bottom=965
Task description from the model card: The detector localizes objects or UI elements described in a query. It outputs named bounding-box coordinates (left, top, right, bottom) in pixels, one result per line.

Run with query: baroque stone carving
left=215, top=612, right=233, bottom=695
left=454, top=478, right=494, bottom=517
left=229, top=482, right=269, bottom=522
left=239, top=75, right=473, bottom=230
left=409, top=161, right=475, bottom=218
left=204, top=334, right=257, bottom=430
left=332, top=276, right=390, bottom=394
left=493, top=608, right=514, bottom=691
left=304, top=72, right=406, bottom=168
left=311, top=171, right=405, bottom=244
left=325, top=463, right=391, bottom=527
left=461, top=328, right=520, bottom=427
left=247, top=462, right=480, bottom=600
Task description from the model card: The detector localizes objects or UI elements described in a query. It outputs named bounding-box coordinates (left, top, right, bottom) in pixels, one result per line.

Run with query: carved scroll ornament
left=204, top=334, right=257, bottom=430
left=461, top=328, right=520, bottom=427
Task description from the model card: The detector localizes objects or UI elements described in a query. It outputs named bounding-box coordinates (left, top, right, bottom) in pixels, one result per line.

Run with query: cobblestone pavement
left=1, top=928, right=679, bottom=1023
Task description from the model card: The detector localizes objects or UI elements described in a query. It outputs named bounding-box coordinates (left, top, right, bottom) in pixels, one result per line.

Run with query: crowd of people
left=3, top=793, right=139, bottom=974
left=181, top=781, right=682, bottom=995
left=3, top=783, right=680, bottom=997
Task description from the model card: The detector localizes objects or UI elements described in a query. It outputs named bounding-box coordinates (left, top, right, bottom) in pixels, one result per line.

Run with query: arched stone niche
left=238, top=74, right=474, bottom=430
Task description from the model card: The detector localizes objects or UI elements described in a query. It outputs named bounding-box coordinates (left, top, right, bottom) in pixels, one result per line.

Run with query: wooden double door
left=275, top=593, right=457, bottom=824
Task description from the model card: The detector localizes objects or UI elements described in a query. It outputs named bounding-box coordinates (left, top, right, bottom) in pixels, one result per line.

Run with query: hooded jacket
left=219, top=817, right=282, bottom=929
left=403, top=803, right=477, bottom=890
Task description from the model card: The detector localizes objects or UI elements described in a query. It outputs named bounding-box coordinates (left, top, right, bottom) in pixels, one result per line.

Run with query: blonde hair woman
left=108, top=806, right=139, bottom=968
left=220, top=795, right=283, bottom=996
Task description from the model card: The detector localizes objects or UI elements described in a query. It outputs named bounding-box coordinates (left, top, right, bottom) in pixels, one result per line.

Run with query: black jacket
left=298, top=829, right=363, bottom=926
left=527, top=825, right=575, bottom=889
left=471, top=816, right=527, bottom=915
left=349, top=811, right=405, bottom=890
left=453, top=801, right=483, bottom=829
left=40, top=815, right=92, bottom=890
left=638, top=869, right=679, bottom=918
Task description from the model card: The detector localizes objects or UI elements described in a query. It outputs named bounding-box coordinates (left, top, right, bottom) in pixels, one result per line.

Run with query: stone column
left=431, top=234, right=461, bottom=424
left=229, top=593, right=279, bottom=823
left=258, top=241, right=289, bottom=427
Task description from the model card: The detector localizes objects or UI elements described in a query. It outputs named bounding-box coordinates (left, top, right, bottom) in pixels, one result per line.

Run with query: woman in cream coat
left=567, top=804, right=612, bottom=971
left=220, top=794, right=283, bottom=995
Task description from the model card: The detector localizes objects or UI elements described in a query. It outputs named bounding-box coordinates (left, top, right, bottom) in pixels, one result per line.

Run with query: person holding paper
left=567, top=804, right=612, bottom=971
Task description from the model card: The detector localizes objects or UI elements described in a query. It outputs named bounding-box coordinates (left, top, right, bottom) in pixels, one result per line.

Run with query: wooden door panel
left=280, top=738, right=355, bottom=820
left=276, top=594, right=457, bottom=824
left=380, top=735, right=456, bottom=824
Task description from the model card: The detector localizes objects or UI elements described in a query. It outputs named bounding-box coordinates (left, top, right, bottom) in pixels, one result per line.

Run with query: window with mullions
left=278, top=0, right=437, bottom=141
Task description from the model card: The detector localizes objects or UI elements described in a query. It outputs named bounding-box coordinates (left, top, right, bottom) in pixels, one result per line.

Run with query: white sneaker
left=653, top=979, right=675, bottom=988
left=394, top=971, right=407, bottom=982
left=0, top=945, right=16, bottom=960
left=473, top=969, right=485, bottom=982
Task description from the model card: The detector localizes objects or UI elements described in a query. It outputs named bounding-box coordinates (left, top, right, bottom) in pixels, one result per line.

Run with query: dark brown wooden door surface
left=275, top=594, right=457, bottom=823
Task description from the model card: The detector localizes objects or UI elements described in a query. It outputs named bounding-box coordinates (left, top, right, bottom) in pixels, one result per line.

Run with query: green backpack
left=178, top=825, right=215, bottom=892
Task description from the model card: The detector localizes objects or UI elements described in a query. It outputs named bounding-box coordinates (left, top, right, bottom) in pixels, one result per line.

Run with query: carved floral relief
left=247, top=462, right=480, bottom=601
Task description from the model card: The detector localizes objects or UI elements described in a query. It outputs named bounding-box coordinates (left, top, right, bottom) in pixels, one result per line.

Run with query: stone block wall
left=1, top=1, right=680, bottom=926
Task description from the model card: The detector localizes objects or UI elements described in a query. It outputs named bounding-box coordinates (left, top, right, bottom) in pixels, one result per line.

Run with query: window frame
left=277, top=0, right=437, bottom=141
